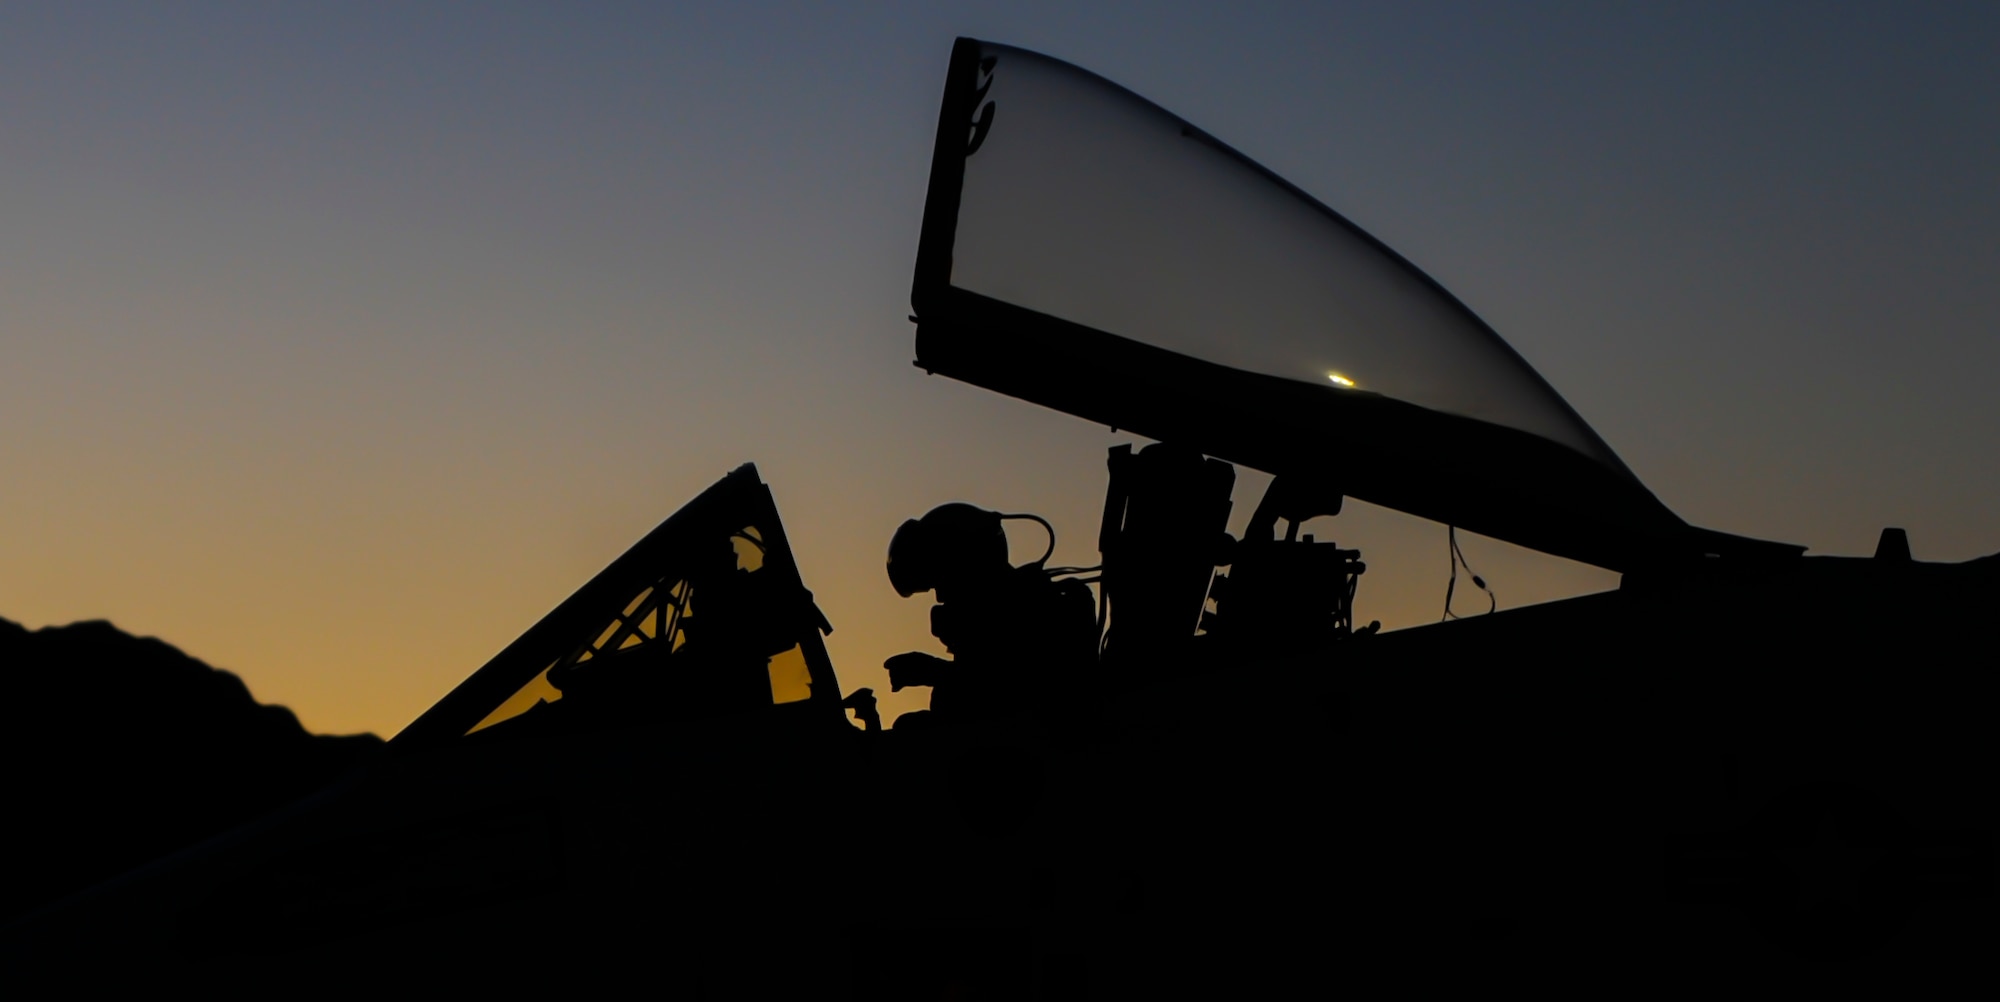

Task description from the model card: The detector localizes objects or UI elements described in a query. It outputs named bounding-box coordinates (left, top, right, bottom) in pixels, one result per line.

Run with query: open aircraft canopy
left=912, top=39, right=1796, bottom=571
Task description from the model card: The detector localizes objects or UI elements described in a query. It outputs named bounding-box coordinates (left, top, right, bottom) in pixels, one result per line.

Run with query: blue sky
left=4, top=3, right=1996, bottom=732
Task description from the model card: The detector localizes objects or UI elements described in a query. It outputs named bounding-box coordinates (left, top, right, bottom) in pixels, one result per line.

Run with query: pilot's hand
left=883, top=651, right=948, bottom=692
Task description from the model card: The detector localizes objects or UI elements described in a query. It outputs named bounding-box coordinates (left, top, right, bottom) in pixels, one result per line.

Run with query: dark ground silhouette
left=0, top=617, right=381, bottom=924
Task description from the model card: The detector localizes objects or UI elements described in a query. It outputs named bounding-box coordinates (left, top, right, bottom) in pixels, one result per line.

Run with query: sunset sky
left=5, top=3, right=1997, bottom=737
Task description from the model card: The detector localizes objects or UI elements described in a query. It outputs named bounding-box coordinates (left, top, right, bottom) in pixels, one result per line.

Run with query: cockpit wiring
left=1443, top=525, right=1496, bottom=621
left=999, top=511, right=1058, bottom=566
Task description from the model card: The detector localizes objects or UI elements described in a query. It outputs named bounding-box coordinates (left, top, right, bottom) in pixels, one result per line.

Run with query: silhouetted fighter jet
left=7, top=39, right=1994, bottom=994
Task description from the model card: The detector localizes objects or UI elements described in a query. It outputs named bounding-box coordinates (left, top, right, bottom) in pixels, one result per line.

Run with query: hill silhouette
left=0, top=617, right=382, bottom=924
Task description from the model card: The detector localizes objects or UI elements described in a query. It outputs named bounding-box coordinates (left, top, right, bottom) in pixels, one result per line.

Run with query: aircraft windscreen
left=391, top=466, right=841, bottom=753
left=938, top=42, right=1627, bottom=475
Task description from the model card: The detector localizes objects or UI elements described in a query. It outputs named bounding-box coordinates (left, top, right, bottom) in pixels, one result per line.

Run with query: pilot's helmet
left=887, top=503, right=1009, bottom=597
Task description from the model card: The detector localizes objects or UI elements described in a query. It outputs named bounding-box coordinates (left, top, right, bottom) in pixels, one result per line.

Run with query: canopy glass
left=937, top=42, right=1627, bottom=475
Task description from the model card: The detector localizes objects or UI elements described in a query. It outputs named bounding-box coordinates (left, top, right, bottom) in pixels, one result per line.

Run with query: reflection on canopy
left=941, top=42, right=1627, bottom=474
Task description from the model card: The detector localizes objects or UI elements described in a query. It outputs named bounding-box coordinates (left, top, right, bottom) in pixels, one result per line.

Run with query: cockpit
left=393, top=38, right=1805, bottom=753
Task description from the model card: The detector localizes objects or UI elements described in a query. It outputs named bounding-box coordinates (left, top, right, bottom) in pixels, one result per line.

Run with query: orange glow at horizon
left=6, top=5, right=1996, bottom=742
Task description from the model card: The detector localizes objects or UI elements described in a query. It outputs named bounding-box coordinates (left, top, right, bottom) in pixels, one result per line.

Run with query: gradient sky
left=5, top=2, right=1997, bottom=736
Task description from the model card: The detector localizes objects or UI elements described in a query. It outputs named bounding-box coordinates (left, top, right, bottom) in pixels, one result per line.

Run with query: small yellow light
left=1327, top=372, right=1355, bottom=388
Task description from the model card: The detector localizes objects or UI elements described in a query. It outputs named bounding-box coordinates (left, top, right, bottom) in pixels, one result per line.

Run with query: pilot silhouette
left=883, top=503, right=1096, bottom=727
